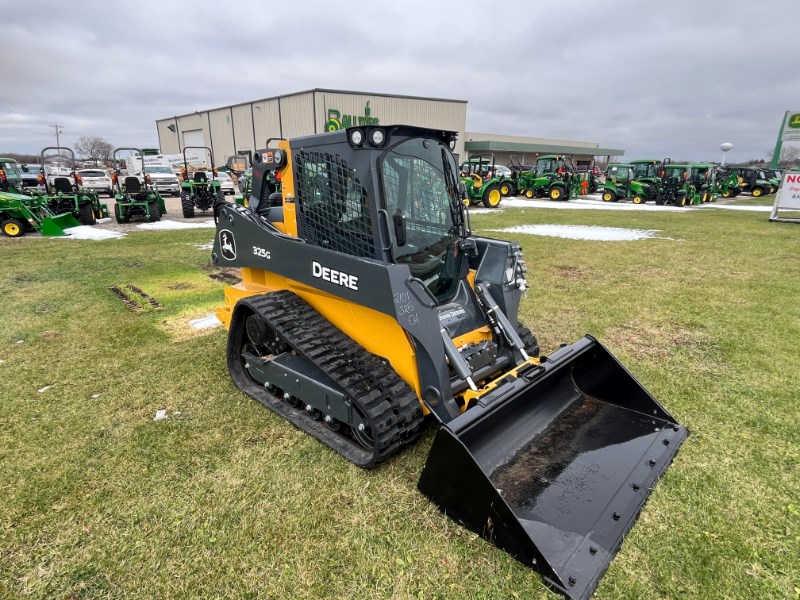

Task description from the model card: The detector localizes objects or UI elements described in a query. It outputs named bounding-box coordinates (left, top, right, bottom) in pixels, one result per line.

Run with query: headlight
left=349, top=129, right=364, bottom=147
left=369, top=128, right=385, bottom=147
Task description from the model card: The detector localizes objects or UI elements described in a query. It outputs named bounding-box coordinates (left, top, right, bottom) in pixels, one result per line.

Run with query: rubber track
left=242, top=290, right=424, bottom=468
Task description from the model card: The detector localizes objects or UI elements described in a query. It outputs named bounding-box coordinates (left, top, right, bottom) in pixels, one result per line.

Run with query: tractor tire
left=213, top=193, right=228, bottom=225
left=147, top=200, right=162, bottom=222
left=114, top=202, right=129, bottom=224
left=602, top=190, right=615, bottom=202
left=675, top=194, right=686, bottom=207
left=2, top=218, right=25, bottom=237
left=515, top=323, right=540, bottom=358
left=589, top=181, right=598, bottom=194
left=632, top=195, right=645, bottom=205
left=482, top=184, right=502, bottom=208
left=721, top=189, right=730, bottom=198
left=181, top=192, right=195, bottom=218
left=751, top=187, right=763, bottom=198
left=499, top=181, right=513, bottom=197
left=524, top=189, right=534, bottom=199
left=655, top=195, right=666, bottom=205
left=463, top=197, right=471, bottom=208
left=78, top=202, right=96, bottom=225
left=549, top=185, right=566, bottom=201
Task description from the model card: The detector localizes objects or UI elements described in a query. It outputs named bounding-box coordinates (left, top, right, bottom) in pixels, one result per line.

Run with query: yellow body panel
left=277, top=140, right=298, bottom=236
left=218, top=270, right=426, bottom=409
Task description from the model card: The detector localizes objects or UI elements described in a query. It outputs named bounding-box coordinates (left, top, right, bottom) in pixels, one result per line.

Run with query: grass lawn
left=1, top=206, right=798, bottom=599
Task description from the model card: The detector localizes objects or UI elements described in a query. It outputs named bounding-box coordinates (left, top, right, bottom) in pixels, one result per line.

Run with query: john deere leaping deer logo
left=789, top=113, right=800, bottom=129
left=219, top=229, right=236, bottom=260
left=325, top=101, right=380, bottom=132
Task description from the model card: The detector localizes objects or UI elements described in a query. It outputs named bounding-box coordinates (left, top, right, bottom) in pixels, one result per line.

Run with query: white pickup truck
left=122, top=157, right=181, bottom=196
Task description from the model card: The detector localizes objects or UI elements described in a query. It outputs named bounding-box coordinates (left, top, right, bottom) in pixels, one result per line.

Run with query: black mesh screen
left=295, top=151, right=374, bottom=258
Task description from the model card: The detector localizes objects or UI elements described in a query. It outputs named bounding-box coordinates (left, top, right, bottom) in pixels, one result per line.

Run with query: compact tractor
left=601, top=163, right=641, bottom=202
left=39, top=147, right=109, bottom=224
left=711, top=166, right=741, bottom=199
left=1, top=158, right=80, bottom=236
left=659, top=164, right=690, bottom=206
left=211, top=125, right=687, bottom=600
left=459, top=154, right=504, bottom=208
left=112, top=148, right=166, bottom=223
left=514, top=155, right=575, bottom=200
left=179, top=146, right=225, bottom=217
left=682, top=163, right=717, bottom=205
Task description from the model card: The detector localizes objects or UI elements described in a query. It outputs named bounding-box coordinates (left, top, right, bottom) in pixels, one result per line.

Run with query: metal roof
left=464, top=140, right=625, bottom=156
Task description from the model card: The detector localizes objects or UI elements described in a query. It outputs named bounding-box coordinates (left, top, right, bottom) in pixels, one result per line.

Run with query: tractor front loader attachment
left=40, top=212, right=82, bottom=236
left=419, top=336, right=688, bottom=600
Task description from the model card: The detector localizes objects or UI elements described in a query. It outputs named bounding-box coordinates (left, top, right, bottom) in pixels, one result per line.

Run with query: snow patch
left=137, top=219, right=216, bottom=230
left=154, top=409, right=168, bottom=422
left=60, top=226, right=124, bottom=240
left=699, top=204, right=773, bottom=212
left=195, top=241, right=214, bottom=250
left=38, top=385, right=52, bottom=393
left=499, top=197, right=691, bottom=212
left=96, top=217, right=112, bottom=223
left=490, top=224, right=664, bottom=241
left=189, top=314, right=222, bottom=330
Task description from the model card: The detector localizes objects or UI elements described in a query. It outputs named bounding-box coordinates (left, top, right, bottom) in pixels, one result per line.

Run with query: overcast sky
left=2, top=0, right=797, bottom=162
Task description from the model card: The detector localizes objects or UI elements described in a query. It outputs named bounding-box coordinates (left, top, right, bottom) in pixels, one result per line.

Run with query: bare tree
left=74, top=136, right=113, bottom=166
left=766, top=144, right=800, bottom=165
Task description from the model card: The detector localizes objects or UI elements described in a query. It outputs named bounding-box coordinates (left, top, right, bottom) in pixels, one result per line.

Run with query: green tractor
left=1, top=157, right=32, bottom=195
left=659, top=164, right=690, bottom=206
left=601, top=163, right=651, bottom=203
left=179, top=146, right=225, bottom=217
left=628, top=158, right=672, bottom=204
left=682, top=163, right=718, bottom=205
left=730, top=167, right=773, bottom=197
left=40, top=147, right=109, bottom=224
left=0, top=188, right=80, bottom=237
left=459, top=154, right=504, bottom=208
left=515, top=155, right=573, bottom=200
left=711, top=166, right=741, bottom=199
left=112, top=148, right=166, bottom=223
left=507, top=155, right=538, bottom=198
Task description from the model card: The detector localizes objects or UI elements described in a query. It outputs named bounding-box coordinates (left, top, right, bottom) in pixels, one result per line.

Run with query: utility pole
left=49, top=123, right=63, bottom=148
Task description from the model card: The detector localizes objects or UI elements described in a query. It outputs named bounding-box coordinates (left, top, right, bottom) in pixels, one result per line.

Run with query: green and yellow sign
left=325, top=101, right=380, bottom=131
left=788, top=113, right=800, bottom=129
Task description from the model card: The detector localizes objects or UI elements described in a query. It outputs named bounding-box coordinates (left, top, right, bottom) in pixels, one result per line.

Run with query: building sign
left=781, top=111, right=800, bottom=142
left=325, top=101, right=380, bottom=131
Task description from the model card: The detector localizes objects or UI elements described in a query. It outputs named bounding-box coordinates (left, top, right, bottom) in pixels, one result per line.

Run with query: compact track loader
left=213, top=126, right=687, bottom=600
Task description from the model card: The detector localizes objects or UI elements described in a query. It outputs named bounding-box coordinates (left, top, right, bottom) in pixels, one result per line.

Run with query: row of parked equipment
left=602, top=161, right=782, bottom=206
left=0, top=146, right=229, bottom=237
left=459, top=154, right=600, bottom=207
left=457, top=154, right=782, bottom=209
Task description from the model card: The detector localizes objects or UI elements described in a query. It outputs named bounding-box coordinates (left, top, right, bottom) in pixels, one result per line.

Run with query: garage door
left=183, top=129, right=205, bottom=148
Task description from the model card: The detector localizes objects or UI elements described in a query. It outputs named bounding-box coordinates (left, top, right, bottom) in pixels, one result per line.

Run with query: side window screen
left=294, top=151, right=374, bottom=258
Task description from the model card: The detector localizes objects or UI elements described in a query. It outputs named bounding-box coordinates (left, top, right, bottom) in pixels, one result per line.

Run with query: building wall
left=156, top=89, right=468, bottom=165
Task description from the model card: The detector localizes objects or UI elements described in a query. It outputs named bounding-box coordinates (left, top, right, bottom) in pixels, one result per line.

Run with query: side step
left=418, top=335, right=688, bottom=600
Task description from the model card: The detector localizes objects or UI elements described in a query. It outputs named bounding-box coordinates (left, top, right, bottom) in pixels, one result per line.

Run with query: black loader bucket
left=418, top=335, right=688, bottom=600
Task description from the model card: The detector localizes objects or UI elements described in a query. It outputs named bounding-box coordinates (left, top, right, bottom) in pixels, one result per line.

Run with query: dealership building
left=155, top=88, right=623, bottom=167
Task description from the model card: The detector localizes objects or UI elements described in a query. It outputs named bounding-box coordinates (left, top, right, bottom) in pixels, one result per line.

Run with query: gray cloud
left=1, top=0, right=797, bottom=162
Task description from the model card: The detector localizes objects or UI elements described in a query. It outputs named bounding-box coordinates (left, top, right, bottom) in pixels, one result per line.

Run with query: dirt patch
left=165, top=282, right=193, bottom=291
left=39, top=331, right=59, bottom=339
left=549, top=264, right=588, bottom=281
left=208, top=268, right=241, bottom=285
left=109, top=284, right=163, bottom=312
left=604, top=321, right=708, bottom=359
